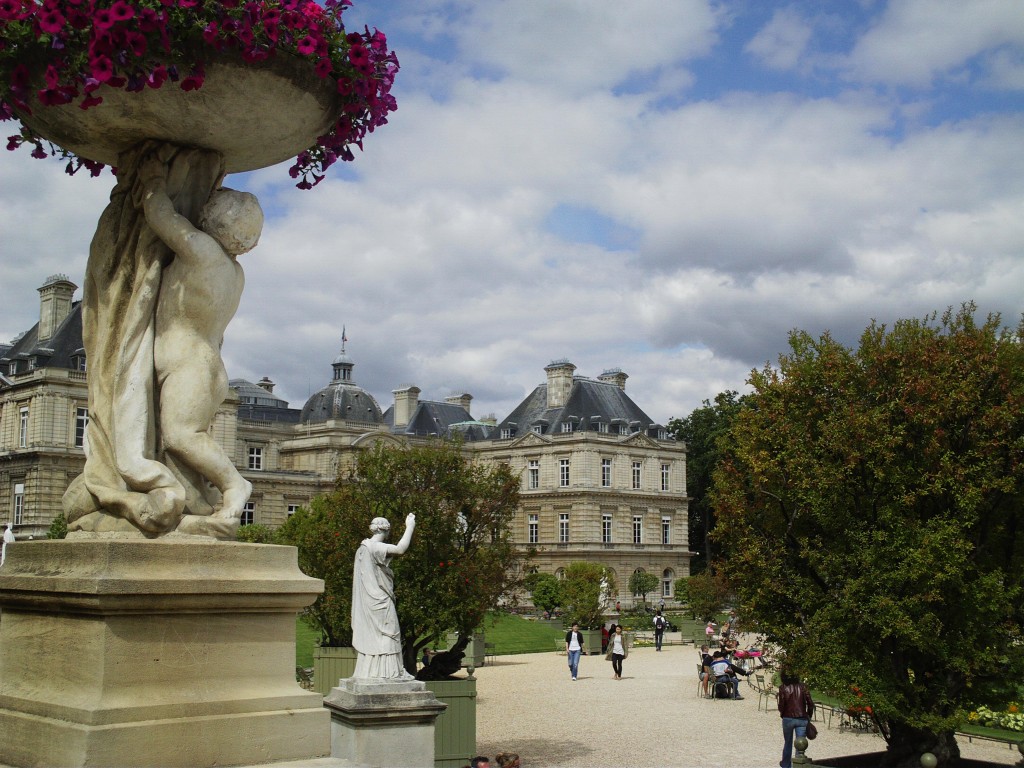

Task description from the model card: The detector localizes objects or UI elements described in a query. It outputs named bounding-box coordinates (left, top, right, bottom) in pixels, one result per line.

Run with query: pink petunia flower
left=296, top=34, right=318, bottom=55
left=37, top=7, right=65, bottom=34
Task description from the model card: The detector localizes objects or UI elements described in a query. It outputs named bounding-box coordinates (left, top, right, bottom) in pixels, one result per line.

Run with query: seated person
left=710, top=650, right=744, bottom=700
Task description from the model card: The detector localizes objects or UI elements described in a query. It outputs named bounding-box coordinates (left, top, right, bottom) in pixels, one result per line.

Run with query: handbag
left=805, top=722, right=818, bottom=740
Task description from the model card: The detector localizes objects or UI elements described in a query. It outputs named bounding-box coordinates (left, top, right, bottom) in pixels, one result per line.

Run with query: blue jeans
left=654, top=631, right=663, bottom=650
left=781, top=717, right=808, bottom=767
left=567, top=649, right=581, bottom=678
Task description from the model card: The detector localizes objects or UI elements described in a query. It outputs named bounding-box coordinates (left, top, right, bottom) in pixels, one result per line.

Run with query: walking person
left=565, top=622, right=585, bottom=681
left=653, top=610, right=667, bottom=651
left=605, top=624, right=629, bottom=679
left=778, top=668, right=815, bottom=768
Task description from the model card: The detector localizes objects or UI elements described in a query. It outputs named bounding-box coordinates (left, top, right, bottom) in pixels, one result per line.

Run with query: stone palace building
left=1, top=276, right=693, bottom=603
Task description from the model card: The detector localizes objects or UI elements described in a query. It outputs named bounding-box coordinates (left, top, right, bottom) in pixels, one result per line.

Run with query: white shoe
left=572, top=677, right=576, bottom=681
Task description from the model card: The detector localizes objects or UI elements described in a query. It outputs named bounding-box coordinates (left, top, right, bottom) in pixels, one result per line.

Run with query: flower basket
left=17, top=51, right=339, bottom=174
left=1, top=0, right=398, bottom=187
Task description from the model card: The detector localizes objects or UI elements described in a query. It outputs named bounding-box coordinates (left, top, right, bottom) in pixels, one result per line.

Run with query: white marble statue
left=351, top=514, right=416, bottom=680
left=1, top=523, right=14, bottom=566
left=62, top=143, right=261, bottom=539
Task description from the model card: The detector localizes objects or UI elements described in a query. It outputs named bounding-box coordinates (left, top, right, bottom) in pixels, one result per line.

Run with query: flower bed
left=969, top=703, right=1024, bottom=732
left=0, top=0, right=398, bottom=187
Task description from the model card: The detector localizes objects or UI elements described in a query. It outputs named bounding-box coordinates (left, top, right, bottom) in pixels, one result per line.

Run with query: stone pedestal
left=0, top=540, right=331, bottom=768
left=324, top=678, right=447, bottom=768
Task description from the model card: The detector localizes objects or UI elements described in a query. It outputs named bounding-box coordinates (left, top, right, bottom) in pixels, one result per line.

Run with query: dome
left=299, top=332, right=382, bottom=425
left=300, top=382, right=383, bottom=424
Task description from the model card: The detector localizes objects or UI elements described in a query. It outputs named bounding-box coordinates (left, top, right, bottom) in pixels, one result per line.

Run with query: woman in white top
left=604, top=624, right=630, bottom=679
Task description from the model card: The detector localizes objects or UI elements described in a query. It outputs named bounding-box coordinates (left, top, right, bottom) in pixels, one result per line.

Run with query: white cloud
left=844, top=0, right=1024, bottom=87
left=745, top=6, right=814, bottom=71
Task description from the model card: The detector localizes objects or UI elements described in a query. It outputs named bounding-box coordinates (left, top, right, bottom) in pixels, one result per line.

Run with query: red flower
left=37, top=7, right=65, bottom=34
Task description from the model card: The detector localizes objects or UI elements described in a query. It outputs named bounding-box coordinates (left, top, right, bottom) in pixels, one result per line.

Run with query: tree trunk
left=883, top=723, right=959, bottom=766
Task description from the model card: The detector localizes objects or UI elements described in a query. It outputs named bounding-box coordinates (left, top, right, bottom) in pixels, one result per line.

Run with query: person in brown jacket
left=777, top=669, right=814, bottom=767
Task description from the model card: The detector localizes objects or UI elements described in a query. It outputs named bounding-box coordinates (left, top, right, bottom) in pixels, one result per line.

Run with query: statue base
left=0, top=540, right=330, bottom=767
left=324, top=678, right=447, bottom=768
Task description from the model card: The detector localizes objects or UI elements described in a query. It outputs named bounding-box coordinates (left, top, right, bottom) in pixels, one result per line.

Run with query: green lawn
left=480, top=612, right=566, bottom=655
left=295, top=617, right=319, bottom=668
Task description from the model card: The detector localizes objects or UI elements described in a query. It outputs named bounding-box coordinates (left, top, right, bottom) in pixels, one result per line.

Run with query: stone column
left=0, top=540, right=330, bottom=768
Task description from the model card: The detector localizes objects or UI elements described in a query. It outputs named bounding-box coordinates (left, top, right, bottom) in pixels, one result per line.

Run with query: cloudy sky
left=3, top=0, right=1024, bottom=425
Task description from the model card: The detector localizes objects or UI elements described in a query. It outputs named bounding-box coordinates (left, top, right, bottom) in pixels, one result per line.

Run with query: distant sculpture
left=62, top=143, right=261, bottom=539
left=351, top=514, right=416, bottom=680
left=1, top=523, right=14, bottom=566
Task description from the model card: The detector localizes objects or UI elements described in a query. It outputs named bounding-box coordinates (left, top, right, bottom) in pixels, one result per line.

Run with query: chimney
left=257, top=376, right=275, bottom=393
left=598, top=368, right=628, bottom=391
left=38, top=274, right=77, bottom=342
left=545, top=359, right=576, bottom=409
left=392, top=386, right=421, bottom=428
left=445, top=392, right=472, bottom=416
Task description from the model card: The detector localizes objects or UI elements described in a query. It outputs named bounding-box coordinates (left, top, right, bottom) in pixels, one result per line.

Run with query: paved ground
left=474, top=643, right=1022, bottom=767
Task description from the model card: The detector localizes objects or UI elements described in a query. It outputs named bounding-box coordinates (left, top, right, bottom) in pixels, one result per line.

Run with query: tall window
left=597, top=422, right=609, bottom=434
left=528, top=460, right=539, bottom=490
left=558, top=513, right=569, bottom=543
left=662, top=516, right=671, bottom=544
left=241, top=502, right=255, bottom=526
left=18, top=407, right=29, bottom=448
left=74, top=407, right=89, bottom=448
left=560, top=422, right=572, bottom=433
left=12, top=483, right=25, bottom=525
left=633, top=515, right=642, bottom=544
left=632, top=461, right=642, bottom=489
left=663, top=569, right=674, bottom=598
left=559, top=459, right=570, bottom=488
left=287, top=504, right=300, bottom=517
left=528, top=514, right=538, bottom=544
left=601, top=459, right=611, bottom=487
left=248, top=446, right=263, bottom=471
left=619, top=424, right=629, bottom=435
left=661, top=463, right=670, bottom=491
left=602, top=514, right=612, bottom=544
left=500, top=428, right=512, bottom=440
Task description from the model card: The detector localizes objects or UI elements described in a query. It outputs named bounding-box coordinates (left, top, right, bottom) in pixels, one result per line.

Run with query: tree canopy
left=561, top=561, right=614, bottom=629
left=277, top=439, right=525, bottom=673
left=668, top=390, right=747, bottom=572
left=712, top=305, right=1024, bottom=765
left=526, top=572, right=564, bottom=615
left=627, top=570, right=659, bottom=607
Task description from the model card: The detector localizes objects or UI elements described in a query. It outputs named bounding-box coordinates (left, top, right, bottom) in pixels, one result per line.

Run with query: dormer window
left=532, top=425, right=543, bottom=435
left=560, top=422, right=572, bottom=433
left=598, top=422, right=609, bottom=434
left=500, top=428, right=513, bottom=440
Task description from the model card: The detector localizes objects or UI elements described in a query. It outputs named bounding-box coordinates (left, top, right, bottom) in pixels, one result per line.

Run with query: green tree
left=46, top=511, right=68, bottom=539
left=627, top=570, right=659, bottom=608
left=668, top=390, right=747, bottom=573
left=528, top=572, right=563, bottom=615
left=712, top=305, right=1024, bottom=765
left=277, top=439, right=524, bottom=674
left=236, top=523, right=276, bottom=543
left=684, top=572, right=727, bottom=622
left=672, top=576, right=690, bottom=608
left=561, top=561, right=613, bottom=629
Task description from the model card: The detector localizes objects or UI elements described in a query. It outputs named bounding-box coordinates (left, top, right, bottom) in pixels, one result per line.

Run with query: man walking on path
left=565, top=623, right=585, bottom=681
left=653, top=610, right=667, bottom=651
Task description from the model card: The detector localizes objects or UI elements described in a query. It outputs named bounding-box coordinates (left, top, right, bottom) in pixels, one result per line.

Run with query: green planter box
left=446, top=632, right=486, bottom=668
left=312, top=645, right=357, bottom=695
left=581, top=628, right=602, bottom=655
left=425, top=677, right=477, bottom=768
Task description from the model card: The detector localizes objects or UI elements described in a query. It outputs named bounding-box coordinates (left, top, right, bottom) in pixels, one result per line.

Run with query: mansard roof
left=0, top=302, right=84, bottom=371
left=230, top=379, right=302, bottom=424
left=496, top=376, right=667, bottom=439
left=383, top=400, right=494, bottom=441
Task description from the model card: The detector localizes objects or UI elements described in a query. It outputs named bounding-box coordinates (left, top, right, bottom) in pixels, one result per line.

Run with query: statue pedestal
left=0, top=540, right=330, bottom=768
left=324, top=678, right=447, bottom=768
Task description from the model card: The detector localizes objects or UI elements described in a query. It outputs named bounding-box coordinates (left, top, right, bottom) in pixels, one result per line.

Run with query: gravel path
left=474, top=644, right=1021, bottom=767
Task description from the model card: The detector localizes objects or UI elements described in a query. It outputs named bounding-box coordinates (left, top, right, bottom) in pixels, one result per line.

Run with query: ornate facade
left=1, top=277, right=692, bottom=603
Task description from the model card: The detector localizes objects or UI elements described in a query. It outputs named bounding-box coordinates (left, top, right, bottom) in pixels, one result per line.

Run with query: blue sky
left=3, top=0, right=1024, bottom=424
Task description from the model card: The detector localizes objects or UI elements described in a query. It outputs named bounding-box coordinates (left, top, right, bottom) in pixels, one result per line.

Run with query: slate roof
left=383, top=400, right=494, bottom=440
left=0, top=302, right=84, bottom=374
left=496, top=376, right=667, bottom=439
left=300, top=381, right=383, bottom=425
left=230, top=379, right=302, bottom=424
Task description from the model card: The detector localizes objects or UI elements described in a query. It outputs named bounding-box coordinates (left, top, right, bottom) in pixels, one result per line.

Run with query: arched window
left=662, top=568, right=675, bottom=599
